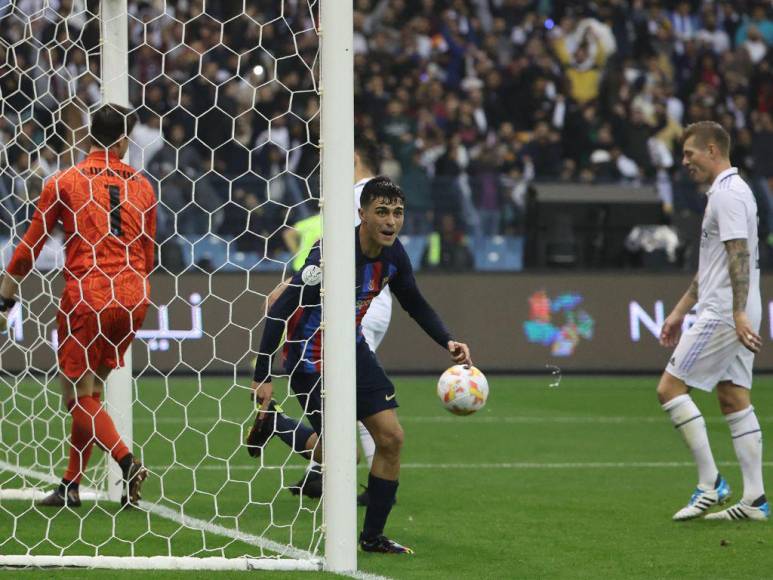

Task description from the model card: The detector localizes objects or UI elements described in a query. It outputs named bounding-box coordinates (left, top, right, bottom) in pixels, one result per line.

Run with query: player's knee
left=718, top=397, right=736, bottom=415
left=304, top=433, right=319, bottom=452
left=656, top=373, right=686, bottom=405
left=376, top=425, right=404, bottom=457
left=717, top=385, right=749, bottom=415
left=655, top=381, right=672, bottom=405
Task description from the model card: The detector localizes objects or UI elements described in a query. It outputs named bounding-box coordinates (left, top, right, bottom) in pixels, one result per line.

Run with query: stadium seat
left=474, top=236, right=524, bottom=271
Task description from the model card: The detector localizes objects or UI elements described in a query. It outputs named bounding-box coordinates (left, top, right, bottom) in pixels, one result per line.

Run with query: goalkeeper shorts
left=56, top=305, right=148, bottom=380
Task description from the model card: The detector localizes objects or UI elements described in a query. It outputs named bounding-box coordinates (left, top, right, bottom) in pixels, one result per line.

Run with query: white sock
left=357, top=421, right=375, bottom=469
left=726, top=405, right=765, bottom=503
left=662, top=394, right=718, bottom=489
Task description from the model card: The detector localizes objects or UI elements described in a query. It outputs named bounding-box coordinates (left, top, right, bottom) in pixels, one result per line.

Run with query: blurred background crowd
left=1, top=0, right=772, bottom=271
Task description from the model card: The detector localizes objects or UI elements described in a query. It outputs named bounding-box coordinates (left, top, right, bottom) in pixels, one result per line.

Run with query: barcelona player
left=247, top=176, right=471, bottom=553
left=0, top=104, right=157, bottom=508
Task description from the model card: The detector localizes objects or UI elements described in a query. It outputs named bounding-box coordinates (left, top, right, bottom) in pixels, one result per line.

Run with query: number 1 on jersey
left=107, top=184, right=123, bottom=237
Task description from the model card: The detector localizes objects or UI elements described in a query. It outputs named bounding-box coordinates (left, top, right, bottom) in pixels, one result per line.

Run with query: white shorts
left=362, top=287, right=392, bottom=352
left=666, top=316, right=755, bottom=391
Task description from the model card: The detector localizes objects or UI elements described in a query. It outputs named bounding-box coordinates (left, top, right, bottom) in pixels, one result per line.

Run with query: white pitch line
left=0, top=461, right=389, bottom=578
left=129, top=415, right=773, bottom=425
left=152, top=460, right=773, bottom=472
left=0, top=459, right=67, bottom=487
left=342, top=570, right=392, bottom=580
left=138, top=502, right=320, bottom=563
left=0, top=460, right=319, bottom=565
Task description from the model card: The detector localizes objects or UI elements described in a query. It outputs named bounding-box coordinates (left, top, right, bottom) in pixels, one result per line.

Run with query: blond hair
left=682, top=121, right=730, bottom=158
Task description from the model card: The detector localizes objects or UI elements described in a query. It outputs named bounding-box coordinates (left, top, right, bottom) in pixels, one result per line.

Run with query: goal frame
left=0, top=0, right=357, bottom=573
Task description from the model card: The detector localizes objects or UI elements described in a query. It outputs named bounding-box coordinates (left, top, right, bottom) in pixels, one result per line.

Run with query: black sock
left=59, top=479, right=79, bottom=494
left=361, top=473, right=399, bottom=541
left=273, top=409, right=315, bottom=456
left=118, top=453, right=134, bottom=477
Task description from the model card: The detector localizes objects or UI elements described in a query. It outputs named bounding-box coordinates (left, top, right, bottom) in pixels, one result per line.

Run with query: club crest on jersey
left=301, top=265, right=322, bottom=286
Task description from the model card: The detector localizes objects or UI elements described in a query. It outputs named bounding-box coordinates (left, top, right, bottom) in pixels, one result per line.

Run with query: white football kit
left=667, top=167, right=761, bottom=391
left=355, top=177, right=392, bottom=350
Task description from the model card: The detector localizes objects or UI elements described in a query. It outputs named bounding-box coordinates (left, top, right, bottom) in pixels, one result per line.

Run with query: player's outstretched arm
left=660, top=275, right=698, bottom=348
left=5, top=180, right=61, bottom=279
left=725, top=238, right=762, bottom=353
left=390, top=244, right=460, bottom=352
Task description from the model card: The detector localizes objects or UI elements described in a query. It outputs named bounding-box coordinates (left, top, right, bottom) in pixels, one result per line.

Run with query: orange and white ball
left=437, top=365, right=489, bottom=416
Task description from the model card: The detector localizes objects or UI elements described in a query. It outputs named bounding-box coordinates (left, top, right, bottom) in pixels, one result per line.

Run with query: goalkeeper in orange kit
left=0, top=104, right=157, bottom=508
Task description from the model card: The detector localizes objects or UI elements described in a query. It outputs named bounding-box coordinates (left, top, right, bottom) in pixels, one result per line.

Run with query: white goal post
left=101, top=0, right=135, bottom=507
left=0, top=0, right=357, bottom=573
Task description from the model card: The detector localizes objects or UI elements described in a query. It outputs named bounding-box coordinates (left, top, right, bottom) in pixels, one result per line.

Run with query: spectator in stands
left=553, top=27, right=608, bottom=104
left=742, top=25, right=769, bottom=64
left=4, top=0, right=773, bottom=269
left=523, top=121, right=562, bottom=180
left=469, top=146, right=503, bottom=236
left=421, top=213, right=474, bottom=272
left=696, top=11, right=730, bottom=54
left=147, top=123, right=205, bottom=237
left=735, top=4, right=773, bottom=47
left=399, top=147, right=434, bottom=235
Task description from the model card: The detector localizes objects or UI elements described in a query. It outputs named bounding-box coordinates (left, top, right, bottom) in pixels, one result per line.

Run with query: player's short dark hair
left=683, top=121, right=731, bottom=158
left=90, top=103, right=137, bottom=148
left=355, top=135, right=381, bottom=174
left=360, top=175, right=406, bottom=208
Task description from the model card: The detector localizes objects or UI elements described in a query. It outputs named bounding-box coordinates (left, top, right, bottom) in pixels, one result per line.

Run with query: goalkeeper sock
left=361, top=473, right=398, bottom=540
left=64, top=397, right=97, bottom=484
left=662, top=394, right=718, bottom=489
left=358, top=421, right=375, bottom=469
left=72, top=395, right=130, bottom=464
left=726, top=406, right=765, bottom=503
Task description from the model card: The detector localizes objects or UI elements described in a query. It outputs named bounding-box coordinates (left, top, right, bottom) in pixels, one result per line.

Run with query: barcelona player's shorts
left=355, top=342, right=399, bottom=421
left=288, top=341, right=398, bottom=435
left=56, top=305, right=148, bottom=380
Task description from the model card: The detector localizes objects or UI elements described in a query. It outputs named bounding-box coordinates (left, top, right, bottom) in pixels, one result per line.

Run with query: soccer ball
left=437, top=365, right=489, bottom=416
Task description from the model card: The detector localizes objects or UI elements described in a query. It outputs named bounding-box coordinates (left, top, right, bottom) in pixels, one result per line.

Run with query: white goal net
left=0, top=0, right=354, bottom=572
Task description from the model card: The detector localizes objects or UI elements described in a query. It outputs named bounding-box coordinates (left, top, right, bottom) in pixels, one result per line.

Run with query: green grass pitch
left=1, top=375, right=771, bottom=579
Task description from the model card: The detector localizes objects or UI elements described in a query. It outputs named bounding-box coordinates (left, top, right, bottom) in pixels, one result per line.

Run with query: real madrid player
left=658, top=121, right=768, bottom=521
left=247, top=177, right=471, bottom=552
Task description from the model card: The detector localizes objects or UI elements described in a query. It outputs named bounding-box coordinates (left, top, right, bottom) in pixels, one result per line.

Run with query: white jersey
left=355, top=177, right=392, bottom=349
left=697, top=167, right=761, bottom=327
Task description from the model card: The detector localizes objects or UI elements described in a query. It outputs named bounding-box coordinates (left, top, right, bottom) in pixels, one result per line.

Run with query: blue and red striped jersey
left=252, top=227, right=453, bottom=382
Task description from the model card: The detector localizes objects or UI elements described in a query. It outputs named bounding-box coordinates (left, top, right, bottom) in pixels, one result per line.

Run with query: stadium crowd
left=1, top=0, right=772, bottom=268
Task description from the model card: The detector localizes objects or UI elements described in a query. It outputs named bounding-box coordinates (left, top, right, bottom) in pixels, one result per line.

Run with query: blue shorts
left=286, top=342, right=398, bottom=434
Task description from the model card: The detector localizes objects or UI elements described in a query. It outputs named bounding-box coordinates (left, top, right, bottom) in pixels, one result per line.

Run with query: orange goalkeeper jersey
left=7, top=150, right=157, bottom=314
